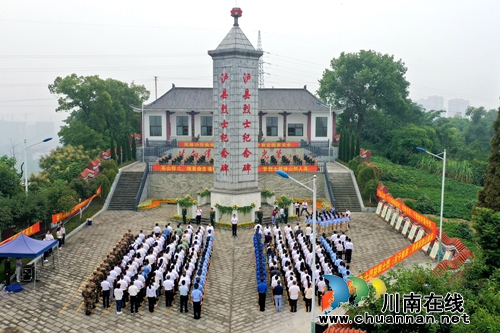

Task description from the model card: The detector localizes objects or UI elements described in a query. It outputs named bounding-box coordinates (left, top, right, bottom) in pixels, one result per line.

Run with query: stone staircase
left=329, top=172, right=362, bottom=212
left=108, top=171, right=144, bottom=210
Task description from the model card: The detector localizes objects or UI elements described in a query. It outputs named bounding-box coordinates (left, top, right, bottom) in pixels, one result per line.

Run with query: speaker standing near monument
left=210, top=207, right=216, bottom=226
left=231, top=214, right=238, bottom=237
left=257, top=207, right=263, bottom=225
left=196, top=206, right=202, bottom=225
left=182, top=206, right=187, bottom=224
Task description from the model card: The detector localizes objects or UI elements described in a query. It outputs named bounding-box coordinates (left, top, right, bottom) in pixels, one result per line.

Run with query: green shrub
left=403, top=199, right=416, bottom=210
left=93, top=174, right=111, bottom=198
left=102, top=169, right=117, bottom=184
left=416, top=195, right=437, bottom=215
left=362, top=179, right=379, bottom=204
left=455, top=222, right=474, bottom=242
left=358, top=165, right=378, bottom=189
left=101, top=159, right=118, bottom=173
left=348, top=156, right=363, bottom=174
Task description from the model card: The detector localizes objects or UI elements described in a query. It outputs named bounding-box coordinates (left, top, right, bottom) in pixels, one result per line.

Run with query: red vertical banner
left=220, top=72, right=229, bottom=175
left=241, top=73, right=254, bottom=175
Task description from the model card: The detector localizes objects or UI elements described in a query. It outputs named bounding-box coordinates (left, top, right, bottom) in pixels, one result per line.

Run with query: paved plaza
left=0, top=205, right=431, bottom=333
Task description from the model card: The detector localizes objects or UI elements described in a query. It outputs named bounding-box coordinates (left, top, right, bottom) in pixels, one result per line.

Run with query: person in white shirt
left=305, top=224, right=312, bottom=237
left=163, top=276, right=174, bottom=307
left=301, top=201, right=309, bottom=216
left=128, top=283, right=139, bottom=313
left=114, top=287, right=124, bottom=314
left=196, top=207, right=202, bottom=225
left=271, top=275, right=280, bottom=288
left=336, top=242, right=344, bottom=259
left=288, top=281, right=301, bottom=312
left=43, top=230, right=55, bottom=262
left=295, top=202, right=300, bottom=216
left=317, top=277, right=327, bottom=306
left=231, top=214, right=238, bottom=237
left=344, top=238, right=354, bottom=263
left=146, top=282, right=157, bottom=312
left=154, top=223, right=161, bottom=237
left=279, top=207, right=285, bottom=223
left=101, top=280, right=111, bottom=309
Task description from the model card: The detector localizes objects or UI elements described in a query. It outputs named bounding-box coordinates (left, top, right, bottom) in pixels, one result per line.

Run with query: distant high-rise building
left=417, top=95, right=444, bottom=112
left=448, top=99, right=470, bottom=118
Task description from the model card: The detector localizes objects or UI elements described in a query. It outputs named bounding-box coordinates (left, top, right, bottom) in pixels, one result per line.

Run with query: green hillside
left=371, top=156, right=480, bottom=220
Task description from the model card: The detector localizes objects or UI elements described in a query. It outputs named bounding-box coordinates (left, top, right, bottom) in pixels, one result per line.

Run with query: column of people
left=99, top=222, right=214, bottom=317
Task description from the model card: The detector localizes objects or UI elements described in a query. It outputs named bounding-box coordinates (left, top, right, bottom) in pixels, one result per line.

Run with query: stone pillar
left=208, top=7, right=263, bottom=222
left=166, top=111, right=175, bottom=140
left=279, top=111, right=291, bottom=142
left=303, top=111, right=311, bottom=142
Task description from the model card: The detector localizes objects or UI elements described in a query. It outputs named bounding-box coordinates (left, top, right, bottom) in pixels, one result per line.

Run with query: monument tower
left=209, top=8, right=263, bottom=221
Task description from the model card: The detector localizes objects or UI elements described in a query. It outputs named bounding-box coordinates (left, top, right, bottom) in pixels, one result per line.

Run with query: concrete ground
left=0, top=204, right=432, bottom=333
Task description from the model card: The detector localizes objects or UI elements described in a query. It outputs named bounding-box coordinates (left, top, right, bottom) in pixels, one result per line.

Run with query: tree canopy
left=0, top=155, right=21, bottom=198
left=49, top=74, right=149, bottom=152
left=477, top=107, right=500, bottom=210
left=318, top=50, right=410, bottom=134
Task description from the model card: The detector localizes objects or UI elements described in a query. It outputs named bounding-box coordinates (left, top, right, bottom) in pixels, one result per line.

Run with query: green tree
left=116, top=142, right=122, bottom=165
left=350, top=132, right=357, bottom=161
left=40, top=180, right=78, bottom=214
left=384, top=124, right=437, bottom=165
left=477, top=107, right=500, bottom=211
left=58, top=120, right=106, bottom=156
left=38, top=145, right=91, bottom=183
left=110, top=138, right=116, bottom=162
left=93, top=174, right=111, bottom=198
left=69, top=178, right=94, bottom=200
left=11, top=192, right=50, bottom=228
left=318, top=50, right=410, bottom=135
left=473, top=207, right=500, bottom=273
left=0, top=155, right=21, bottom=198
left=131, top=136, right=137, bottom=160
left=48, top=74, right=149, bottom=150
left=0, top=197, right=14, bottom=232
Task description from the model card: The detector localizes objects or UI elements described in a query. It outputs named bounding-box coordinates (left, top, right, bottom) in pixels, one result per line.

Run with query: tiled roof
left=215, top=26, right=256, bottom=51
left=259, top=88, right=326, bottom=111
left=78, top=169, right=95, bottom=179
left=145, top=87, right=328, bottom=113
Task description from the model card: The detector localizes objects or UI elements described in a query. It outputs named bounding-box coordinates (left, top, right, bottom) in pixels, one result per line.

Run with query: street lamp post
left=276, top=170, right=317, bottom=333
left=416, top=147, right=446, bottom=262
left=24, top=137, right=52, bottom=194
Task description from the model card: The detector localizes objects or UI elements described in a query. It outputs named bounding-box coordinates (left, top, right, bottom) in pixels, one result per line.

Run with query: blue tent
left=0, top=233, right=57, bottom=258
left=0, top=233, right=59, bottom=291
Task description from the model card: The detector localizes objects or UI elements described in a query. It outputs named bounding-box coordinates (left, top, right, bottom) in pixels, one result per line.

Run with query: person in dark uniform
left=257, top=207, right=263, bottom=225
left=210, top=207, right=216, bottom=227
left=182, top=206, right=187, bottom=224
left=4, top=258, right=12, bottom=286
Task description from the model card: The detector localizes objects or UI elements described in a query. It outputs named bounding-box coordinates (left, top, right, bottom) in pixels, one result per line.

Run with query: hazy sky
left=1, top=0, right=499, bottom=146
